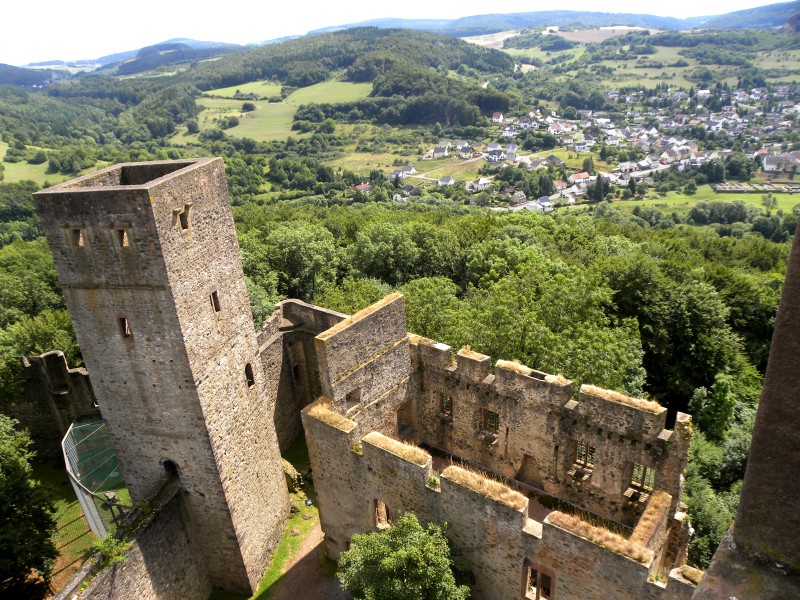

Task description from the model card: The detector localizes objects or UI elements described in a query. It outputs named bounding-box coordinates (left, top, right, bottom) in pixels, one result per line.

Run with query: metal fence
left=62, top=421, right=130, bottom=539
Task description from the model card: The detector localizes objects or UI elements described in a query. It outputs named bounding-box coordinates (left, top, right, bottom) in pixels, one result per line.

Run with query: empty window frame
left=527, top=567, right=554, bottom=600
left=441, top=392, right=453, bottom=416
left=484, top=410, right=500, bottom=432
left=345, top=388, right=361, bottom=410
left=210, top=291, right=221, bottom=314
left=374, top=499, right=391, bottom=530
left=71, top=228, right=85, bottom=248
left=117, top=317, right=132, bottom=339
left=175, top=203, right=193, bottom=231
left=570, top=439, right=596, bottom=481
left=116, top=229, right=130, bottom=248
left=245, top=363, right=255, bottom=388
left=630, top=463, right=655, bottom=494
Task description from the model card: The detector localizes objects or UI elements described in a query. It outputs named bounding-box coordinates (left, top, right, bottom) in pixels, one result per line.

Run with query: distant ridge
left=308, top=4, right=797, bottom=37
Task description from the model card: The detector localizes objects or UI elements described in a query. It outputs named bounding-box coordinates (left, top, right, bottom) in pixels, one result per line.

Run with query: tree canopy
left=337, top=512, right=470, bottom=600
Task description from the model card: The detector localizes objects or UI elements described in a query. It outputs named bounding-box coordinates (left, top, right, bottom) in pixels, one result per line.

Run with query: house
left=354, top=183, right=372, bottom=193
left=553, top=179, right=567, bottom=191
left=492, top=112, right=504, bottom=123
left=486, top=149, right=506, bottom=162
left=537, top=197, right=554, bottom=213
left=501, top=127, right=517, bottom=138
left=545, top=155, right=564, bottom=167
left=486, top=142, right=502, bottom=151
left=438, top=176, right=455, bottom=187
left=569, top=171, right=590, bottom=184
left=510, top=191, right=527, bottom=205
left=389, top=170, right=406, bottom=181
left=432, top=146, right=449, bottom=159
left=762, top=155, right=783, bottom=172
left=505, top=143, right=519, bottom=154
left=467, top=178, right=491, bottom=192
left=403, top=165, right=417, bottom=175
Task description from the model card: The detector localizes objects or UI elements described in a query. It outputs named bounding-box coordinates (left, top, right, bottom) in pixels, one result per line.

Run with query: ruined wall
left=1, top=351, right=98, bottom=456
left=302, top=402, right=696, bottom=600
left=315, top=294, right=416, bottom=437
left=411, top=338, right=691, bottom=527
left=80, top=494, right=212, bottom=600
left=257, top=300, right=347, bottom=452
left=34, top=159, right=288, bottom=594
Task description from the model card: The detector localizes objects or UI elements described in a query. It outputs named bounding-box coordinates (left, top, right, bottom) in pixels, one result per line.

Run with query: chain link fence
left=62, top=421, right=131, bottom=539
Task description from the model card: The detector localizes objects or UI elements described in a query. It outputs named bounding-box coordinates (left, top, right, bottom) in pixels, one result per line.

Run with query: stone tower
left=34, top=158, right=289, bottom=594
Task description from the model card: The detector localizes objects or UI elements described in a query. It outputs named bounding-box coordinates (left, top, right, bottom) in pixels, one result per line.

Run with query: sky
left=4, top=0, right=789, bottom=66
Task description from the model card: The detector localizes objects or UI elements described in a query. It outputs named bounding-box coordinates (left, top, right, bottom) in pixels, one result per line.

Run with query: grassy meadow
left=189, top=81, right=374, bottom=142
left=0, top=141, right=72, bottom=186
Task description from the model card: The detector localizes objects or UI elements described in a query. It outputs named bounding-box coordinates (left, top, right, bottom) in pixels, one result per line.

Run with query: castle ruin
left=31, top=159, right=705, bottom=599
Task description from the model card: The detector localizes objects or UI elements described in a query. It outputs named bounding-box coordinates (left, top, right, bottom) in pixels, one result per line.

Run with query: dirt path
left=268, top=522, right=349, bottom=600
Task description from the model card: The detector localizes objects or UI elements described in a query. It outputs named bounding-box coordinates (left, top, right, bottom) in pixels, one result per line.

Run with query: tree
left=0, top=415, right=57, bottom=588
left=241, top=102, right=256, bottom=112
left=337, top=513, right=470, bottom=600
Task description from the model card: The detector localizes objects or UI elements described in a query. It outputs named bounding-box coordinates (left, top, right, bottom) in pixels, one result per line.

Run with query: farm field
left=193, top=81, right=374, bottom=142
left=0, top=141, right=79, bottom=186
left=424, top=159, right=484, bottom=182
left=205, top=80, right=283, bottom=98
left=617, top=184, right=800, bottom=213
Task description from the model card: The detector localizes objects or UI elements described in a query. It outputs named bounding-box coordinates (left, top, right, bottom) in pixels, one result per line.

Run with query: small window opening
left=72, top=229, right=85, bottom=248
left=117, top=317, right=132, bottom=339
left=484, top=410, right=500, bottom=432
left=179, top=210, right=189, bottom=230
left=245, top=363, right=255, bottom=388
left=210, top=291, right=221, bottom=314
left=374, top=499, right=390, bottom=530
left=345, top=388, right=361, bottom=411
left=163, top=460, right=179, bottom=478
left=570, top=439, right=596, bottom=481
left=527, top=567, right=553, bottom=600
left=117, top=229, right=129, bottom=248
left=630, top=463, right=655, bottom=493
left=292, top=364, right=301, bottom=380
left=441, top=393, right=453, bottom=416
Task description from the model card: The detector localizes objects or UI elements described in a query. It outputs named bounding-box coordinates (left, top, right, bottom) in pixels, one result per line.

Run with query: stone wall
left=302, top=402, right=697, bottom=600
left=410, top=337, right=691, bottom=528
left=80, top=494, right=212, bottom=600
left=34, top=159, right=288, bottom=594
left=1, top=350, right=98, bottom=457
left=257, top=300, right=347, bottom=452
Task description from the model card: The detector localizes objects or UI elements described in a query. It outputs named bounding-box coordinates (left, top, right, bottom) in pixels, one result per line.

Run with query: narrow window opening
left=570, top=439, right=596, bottom=481
left=245, top=363, right=255, bottom=388
left=163, top=460, right=179, bottom=478
left=210, top=290, right=221, bottom=314
left=117, top=229, right=129, bottom=248
left=117, top=317, right=132, bottom=339
left=72, top=229, right=85, bottom=248
left=345, top=388, right=361, bottom=411
left=179, top=209, right=190, bottom=230
left=526, top=566, right=554, bottom=600
left=441, top=392, right=453, bottom=416
left=374, top=499, right=390, bottom=530
left=292, top=364, right=300, bottom=380
left=484, top=410, right=500, bottom=432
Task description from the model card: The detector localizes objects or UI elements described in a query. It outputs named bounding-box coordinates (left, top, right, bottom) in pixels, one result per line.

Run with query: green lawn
left=32, top=461, right=98, bottom=593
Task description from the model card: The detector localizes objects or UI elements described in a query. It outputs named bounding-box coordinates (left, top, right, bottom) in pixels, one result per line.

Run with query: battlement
left=302, top=398, right=697, bottom=600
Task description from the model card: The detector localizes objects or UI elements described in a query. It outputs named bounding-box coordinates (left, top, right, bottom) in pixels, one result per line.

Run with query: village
left=363, top=82, right=800, bottom=213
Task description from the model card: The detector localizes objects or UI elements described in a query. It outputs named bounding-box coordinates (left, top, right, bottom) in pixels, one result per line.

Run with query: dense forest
left=0, top=23, right=798, bottom=577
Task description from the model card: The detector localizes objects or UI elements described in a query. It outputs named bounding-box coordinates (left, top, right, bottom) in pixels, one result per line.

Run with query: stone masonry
left=34, top=159, right=288, bottom=595
left=33, top=159, right=701, bottom=600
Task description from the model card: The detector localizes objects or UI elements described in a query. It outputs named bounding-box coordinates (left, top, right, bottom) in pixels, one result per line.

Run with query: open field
left=194, top=81, right=374, bottom=142
left=462, top=30, right=520, bottom=49
left=205, top=81, right=283, bottom=99
left=616, top=184, right=800, bottom=213
left=556, top=26, right=658, bottom=44
left=0, top=141, right=87, bottom=186
left=285, top=81, right=372, bottom=106
left=424, top=159, right=484, bottom=182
